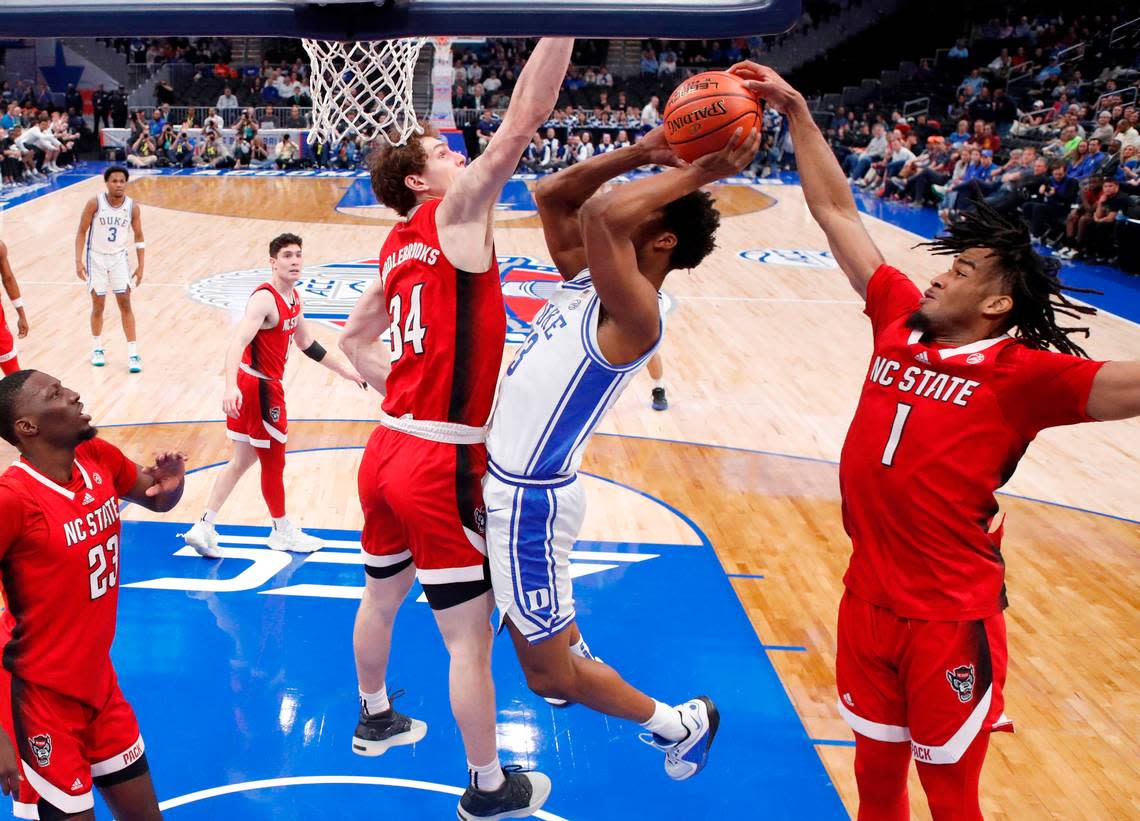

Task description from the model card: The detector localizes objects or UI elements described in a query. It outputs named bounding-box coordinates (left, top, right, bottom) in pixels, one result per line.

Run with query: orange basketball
left=663, top=71, right=761, bottom=164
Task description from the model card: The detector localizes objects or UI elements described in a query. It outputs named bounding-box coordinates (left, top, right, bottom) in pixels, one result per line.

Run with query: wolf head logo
left=946, top=664, right=976, bottom=703
left=28, top=734, right=51, bottom=767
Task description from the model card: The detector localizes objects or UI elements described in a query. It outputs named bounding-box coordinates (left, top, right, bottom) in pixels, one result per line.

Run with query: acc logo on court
left=740, top=249, right=838, bottom=268
left=189, top=256, right=671, bottom=344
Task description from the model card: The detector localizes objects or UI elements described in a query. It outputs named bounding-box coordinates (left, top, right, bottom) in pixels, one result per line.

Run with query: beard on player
left=905, top=308, right=933, bottom=332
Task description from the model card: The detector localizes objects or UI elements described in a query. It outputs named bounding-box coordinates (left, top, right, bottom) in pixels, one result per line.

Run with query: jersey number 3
left=88, top=535, right=120, bottom=600
left=388, top=283, right=427, bottom=362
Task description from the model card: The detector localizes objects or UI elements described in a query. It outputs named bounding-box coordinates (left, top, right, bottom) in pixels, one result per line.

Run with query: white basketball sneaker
left=91, top=348, right=105, bottom=367
left=639, top=696, right=720, bottom=781
left=128, top=354, right=142, bottom=373
left=267, top=521, right=323, bottom=553
left=183, top=520, right=221, bottom=558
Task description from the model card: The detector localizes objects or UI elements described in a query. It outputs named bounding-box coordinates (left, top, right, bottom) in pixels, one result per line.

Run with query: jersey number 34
left=388, top=283, right=427, bottom=362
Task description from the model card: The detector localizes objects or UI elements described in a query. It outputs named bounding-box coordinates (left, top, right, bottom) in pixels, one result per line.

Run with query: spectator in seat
left=1024, top=161, right=1078, bottom=241
left=1056, top=175, right=1104, bottom=256
left=947, top=118, right=971, bottom=148
left=1064, top=178, right=1128, bottom=262
left=64, top=83, right=83, bottom=114
left=476, top=109, right=499, bottom=155
left=658, top=48, right=678, bottom=77
left=640, top=95, right=660, bottom=128
left=148, top=108, right=165, bottom=136
left=959, top=68, right=987, bottom=101
left=843, top=122, right=887, bottom=181
left=519, top=134, right=544, bottom=172
left=274, top=133, right=300, bottom=169
left=127, top=131, right=158, bottom=168
left=203, top=106, right=224, bottom=133
left=947, top=39, right=969, bottom=60
left=1090, top=111, right=1114, bottom=144
left=1069, top=139, right=1105, bottom=180
left=216, top=85, right=239, bottom=113
left=639, top=47, right=659, bottom=77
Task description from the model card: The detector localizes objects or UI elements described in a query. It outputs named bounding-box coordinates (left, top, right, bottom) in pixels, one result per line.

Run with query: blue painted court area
left=100, top=511, right=846, bottom=820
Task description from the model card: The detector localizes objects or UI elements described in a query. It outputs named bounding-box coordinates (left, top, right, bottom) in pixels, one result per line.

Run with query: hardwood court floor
left=1, top=173, right=1137, bottom=819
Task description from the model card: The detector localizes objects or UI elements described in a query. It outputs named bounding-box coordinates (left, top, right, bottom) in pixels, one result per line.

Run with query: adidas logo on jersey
left=82, top=492, right=96, bottom=505
left=915, top=351, right=930, bottom=364
left=71, top=778, right=84, bottom=792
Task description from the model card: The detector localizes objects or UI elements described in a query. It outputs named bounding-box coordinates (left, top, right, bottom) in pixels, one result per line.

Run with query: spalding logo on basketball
left=663, top=71, right=762, bottom=163
left=188, top=256, right=673, bottom=344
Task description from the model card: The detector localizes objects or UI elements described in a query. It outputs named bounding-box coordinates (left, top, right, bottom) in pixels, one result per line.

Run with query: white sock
left=468, top=757, right=505, bottom=792
left=128, top=341, right=138, bottom=357
left=641, top=700, right=686, bottom=742
left=272, top=516, right=290, bottom=531
left=653, top=377, right=666, bottom=390
left=359, top=685, right=390, bottom=715
left=201, top=509, right=217, bottom=526
left=92, top=336, right=103, bottom=351
left=570, top=637, right=594, bottom=661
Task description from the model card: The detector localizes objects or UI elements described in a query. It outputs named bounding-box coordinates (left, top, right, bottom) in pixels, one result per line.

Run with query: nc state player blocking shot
left=732, top=61, right=1140, bottom=820
left=0, top=370, right=187, bottom=820
left=337, top=37, right=574, bottom=821
left=183, top=233, right=363, bottom=557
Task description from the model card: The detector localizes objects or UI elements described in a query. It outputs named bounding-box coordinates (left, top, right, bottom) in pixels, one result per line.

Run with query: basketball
left=662, top=71, right=761, bottom=163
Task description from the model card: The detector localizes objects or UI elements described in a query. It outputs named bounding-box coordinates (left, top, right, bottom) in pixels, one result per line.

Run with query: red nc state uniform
left=836, top=264, right=1104, bottom=763
left=359, top=199, right=506, bottom=591
left=226, top=282, right=301, bottom=450
left=0, top=438, right=147, bottom=817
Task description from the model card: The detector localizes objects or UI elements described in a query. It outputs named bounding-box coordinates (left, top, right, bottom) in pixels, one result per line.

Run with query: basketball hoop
left=301, top=37, right=428, bottom=147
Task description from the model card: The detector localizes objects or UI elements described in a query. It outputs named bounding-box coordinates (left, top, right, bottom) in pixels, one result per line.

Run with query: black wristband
left=302, top=340, right=327, bottom=362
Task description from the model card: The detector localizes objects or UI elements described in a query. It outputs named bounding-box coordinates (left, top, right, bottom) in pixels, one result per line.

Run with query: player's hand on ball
left=223, top=386, right=243, bottom=418
left=637, top=126, right=683, bottom=167
left=0, top=732, right=19, bottom=796
left=143, top=451, right=187, bottom=497
left=727, top=61, right=802, bottom=110
left=694, top=127, right=761, bottom=178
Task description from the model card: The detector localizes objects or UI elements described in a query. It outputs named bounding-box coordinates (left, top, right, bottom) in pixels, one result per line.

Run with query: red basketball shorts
left=225, top=370, right=287, bottom=450
left=835, top=590, right=1013, bottom=765
left=358, top=425, right=489, bottom=604
left=0, top=672, right=146, bottom=818
left=0, top=305, right=16, bottom=367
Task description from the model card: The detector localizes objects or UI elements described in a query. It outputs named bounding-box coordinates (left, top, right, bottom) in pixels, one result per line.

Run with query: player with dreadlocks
left=732, top=61, right=1140, bottom=821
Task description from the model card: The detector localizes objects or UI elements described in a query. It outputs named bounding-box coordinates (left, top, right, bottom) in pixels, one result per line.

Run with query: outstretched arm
left=580, top=128, right=759, bottom=365
left=338, top=279, right=392, bottom=396
left=535, top=126, right=680, bottom=280
left=730, top=61, right=884, bottom=299
left=123, top=451, right=186, bottom=512
left=293, top=313, right=367, bottom=387
left=437, top=38, right=573, bottom=270
left=1086, top=361, right=1140, bottom=421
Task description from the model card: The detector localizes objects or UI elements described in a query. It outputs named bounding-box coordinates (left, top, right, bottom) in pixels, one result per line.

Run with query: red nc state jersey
left=378, top=199, right=506, bottom=426
left=0, top=438, right=138, bottom=707
left=840, top=265, right=1105, bottom=621
left=241, top=282, right=301, bottom=380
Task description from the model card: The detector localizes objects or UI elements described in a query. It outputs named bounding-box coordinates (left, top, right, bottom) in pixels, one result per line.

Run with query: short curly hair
left=661, top=190, right=721, bottom=271
left=367, top=123, right=439, bottom=217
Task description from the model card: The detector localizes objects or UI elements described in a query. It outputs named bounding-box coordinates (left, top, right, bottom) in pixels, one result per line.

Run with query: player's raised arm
left=338, top=278, right=391, bottom=395
left=223, top=289, right=275, bottom=417
left=123, top=451, right=187, bottom=512
left=0, top=241, right=27, bottom=338
left=292, top=313, right=366, bottom=387
left=437, top=38, right=573, bottom=237
left=74, top=197, right=97, bottom=281
left=130, top=202, right=145, bottom=286
left=580, top=128, right=758, bottom=359
left=535, top=126, right=681, bottom=280
left=1086, top=361, right=1140, bottom=421
left=730, top=61, right=884, bottom=299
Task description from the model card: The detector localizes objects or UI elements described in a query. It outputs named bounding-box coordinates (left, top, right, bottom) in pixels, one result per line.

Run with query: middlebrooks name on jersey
left=867, top=355, right=981, bottom=407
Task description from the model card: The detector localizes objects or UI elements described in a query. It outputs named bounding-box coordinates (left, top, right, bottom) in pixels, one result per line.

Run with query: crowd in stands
left=819, top=10, right=1140, bottom=267
left=0, top=94, right=91, bottom=189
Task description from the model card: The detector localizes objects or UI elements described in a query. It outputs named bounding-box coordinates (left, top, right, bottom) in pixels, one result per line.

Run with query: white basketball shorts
left=87, top=251, right=131, bottom=296
left=483, top=465, right=585, bottom=644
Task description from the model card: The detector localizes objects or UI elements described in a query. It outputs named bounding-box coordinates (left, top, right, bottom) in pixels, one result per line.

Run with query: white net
left=301, top=37, right=428, bottom=147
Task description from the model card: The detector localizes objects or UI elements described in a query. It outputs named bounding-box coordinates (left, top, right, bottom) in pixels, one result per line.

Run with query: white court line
left=675, top=296, right=863, bottom=304
left=157, top=774, right=572, bottom=820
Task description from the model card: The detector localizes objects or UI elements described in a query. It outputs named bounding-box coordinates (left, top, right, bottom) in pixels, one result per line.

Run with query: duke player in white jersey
left=75, top=166, right=145, bottom=372
left=484, top=124, right=759, bottom=782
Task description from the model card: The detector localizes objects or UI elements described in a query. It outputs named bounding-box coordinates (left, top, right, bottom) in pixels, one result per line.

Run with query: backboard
left=0, top=0, right=802, bottom=39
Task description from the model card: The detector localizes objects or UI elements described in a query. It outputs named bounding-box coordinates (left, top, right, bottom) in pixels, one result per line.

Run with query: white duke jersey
left=88, top=193, right=134, bottom=255
left=486, top=269, right=664, bottom=480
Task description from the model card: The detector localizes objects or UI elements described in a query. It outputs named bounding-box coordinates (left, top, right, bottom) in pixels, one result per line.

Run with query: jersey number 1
left=881, top=403, right=912, bottom=467
left=388, top=283, right=427, bottom=362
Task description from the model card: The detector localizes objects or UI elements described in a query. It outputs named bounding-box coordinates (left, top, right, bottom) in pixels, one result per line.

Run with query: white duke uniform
left=86, top=193, right=134, bottom=295
left=485, top=269, right=664, bottom=642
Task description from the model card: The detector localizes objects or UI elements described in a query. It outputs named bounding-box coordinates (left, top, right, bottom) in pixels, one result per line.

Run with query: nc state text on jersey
left=868, top=356, right=980, bottom=406
left=63, top=498, right=121, bottom=547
